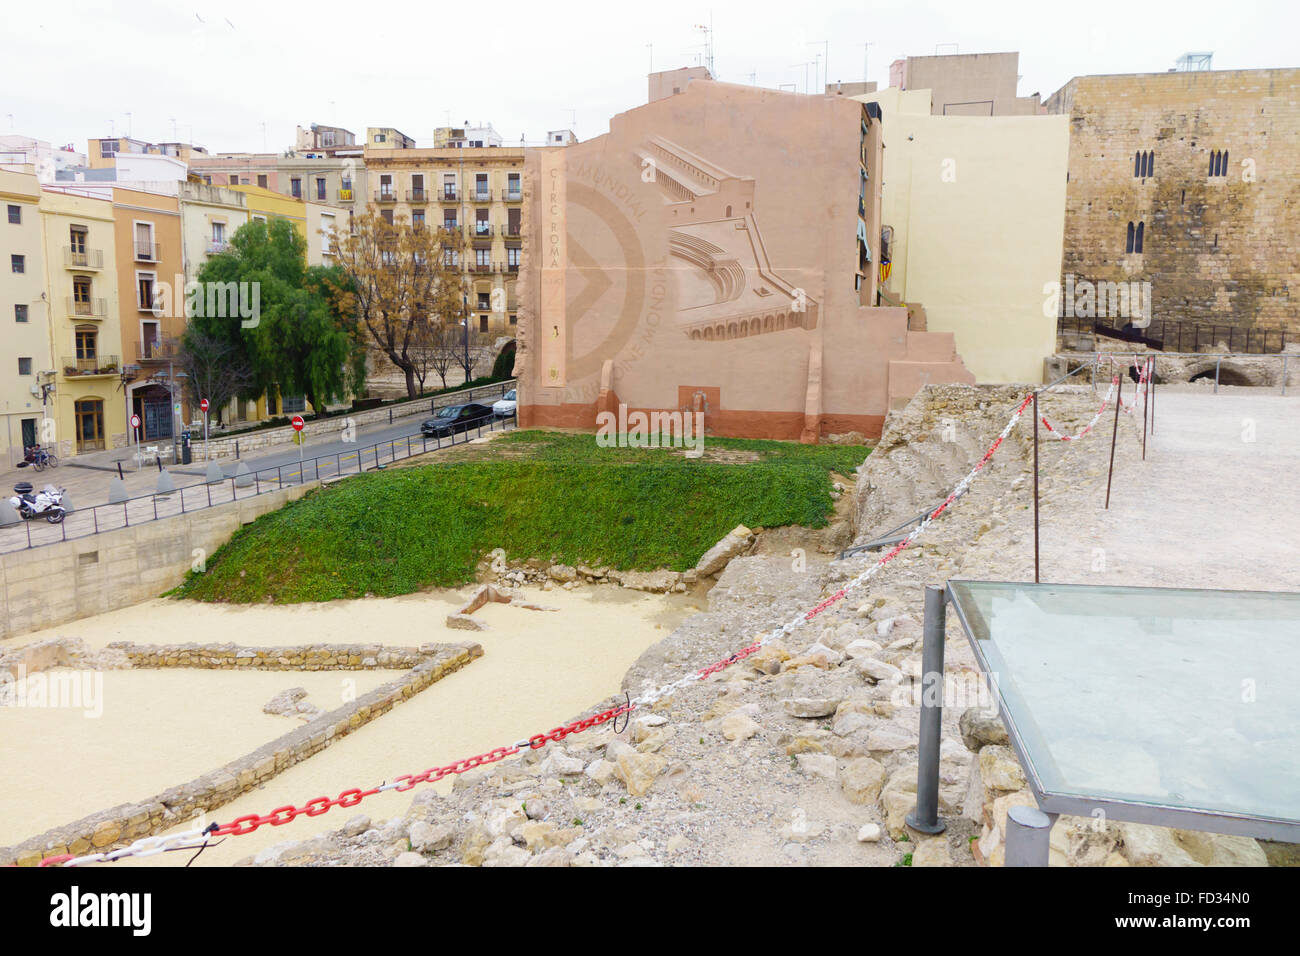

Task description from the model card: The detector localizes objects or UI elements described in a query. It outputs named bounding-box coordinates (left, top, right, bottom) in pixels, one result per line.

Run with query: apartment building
left=1, top=167, right=54, bottom=465
left=364, top=140, right=525, bottom=333
left=367, top=127, right=417, bottom=150
left=177, top=182, right=249, bottom=283
left=86, top=136, right=209, bottom=170
left=433, top=125, right=504, bottom=149
left=38, top=186, right=127, bottom=456
left=888, top=52, right=1043, bottom=116
left=227, top=184, right=346, bottom=265
left=111, top=187, right=187, bottom=443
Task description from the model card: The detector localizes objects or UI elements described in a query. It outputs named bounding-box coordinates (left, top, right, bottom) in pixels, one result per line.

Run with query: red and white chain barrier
left=35, top=388, right=1070, bottom=867
left=1040, top=375, right=1119, bottom=442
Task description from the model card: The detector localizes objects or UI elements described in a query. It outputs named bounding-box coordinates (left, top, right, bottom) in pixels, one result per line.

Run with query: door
left=74, top=399, right=105, bottom=452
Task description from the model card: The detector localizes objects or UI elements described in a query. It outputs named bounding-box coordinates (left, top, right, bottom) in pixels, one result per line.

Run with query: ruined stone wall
left=1047, top=70, right=1300, bottom=336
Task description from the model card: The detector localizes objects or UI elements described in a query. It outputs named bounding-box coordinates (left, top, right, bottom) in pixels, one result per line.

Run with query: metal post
left=1282, top=355, right=1289, bottom=397
left=1105, top=374, right=1122, bottom=510
left=1149, top=357, right=1156, bottom=433
left=1141, top=359, right=1150, bottom=461
left=1005, top=806, right=1056, bottom=867
left=1214, top=356, right=1222, bottom=394
left=1032, top=391, right=1040, bottom=584
left=907, top=584, right=948, bottom=835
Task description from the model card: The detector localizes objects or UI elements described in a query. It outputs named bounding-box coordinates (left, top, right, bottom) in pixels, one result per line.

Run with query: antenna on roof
left=693, top=18, right=714, bottom=76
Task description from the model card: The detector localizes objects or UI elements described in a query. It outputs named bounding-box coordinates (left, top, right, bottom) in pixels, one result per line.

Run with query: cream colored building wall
left=304, top=200, right=349, bottom=265
left=39, top=188, right=127, bottom=455
left=177, top=183, right=248, bottom=283
left=0, top=168, right=53, bottom=464
left=860, top=87, right=1067, bottom=383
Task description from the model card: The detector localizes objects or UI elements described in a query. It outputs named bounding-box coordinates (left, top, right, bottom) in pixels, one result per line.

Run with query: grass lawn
left=173, top=430, right=869, bottom=604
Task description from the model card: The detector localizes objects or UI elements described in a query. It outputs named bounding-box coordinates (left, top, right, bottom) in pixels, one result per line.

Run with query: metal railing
left=61, top=355, right=120, bottom=376
left=374, top=190, right=398, bottom=203
left=1057, top=315, right=1288, bottom=355
left=1066, top=350, right=1294, bottom=395
left=441, top=189, right=458, bottom=201
left=1, top=404, right=519, bottom=555
left=469, top=191, right=492, bottom=203
left=134, top=242, right=159, bottom=262
left=67, top=297, right=107, bottom=318
left=502, top=187, right=523, bottom=201
left=64, top=247, right=104, bottom=269
left=406, top=189, right=429, bottom=202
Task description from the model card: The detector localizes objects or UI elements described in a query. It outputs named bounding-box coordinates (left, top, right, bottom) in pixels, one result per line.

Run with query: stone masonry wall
left=1047, top=70, right=1300, bottom=336
left=0, top=641, right=482, bottom=866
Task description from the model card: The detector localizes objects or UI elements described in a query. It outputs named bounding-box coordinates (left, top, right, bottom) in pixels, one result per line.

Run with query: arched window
left=1134, top=152, right=1142, bottom=177
left=1221, top=150, right=1229, bottom=176
left=1145, top=151, right=1154, bottom=178
left=1134, top=221, right=1145, bottom=254
left=1126, top=221, right=1136, bottom=254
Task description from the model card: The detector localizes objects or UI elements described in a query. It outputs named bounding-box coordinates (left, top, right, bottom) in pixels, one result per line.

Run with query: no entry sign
left=200, top=398, right=210, bottom=412
left=291, top=415, right=305, bottom=432
left=130, top=414, right=141, bottom=429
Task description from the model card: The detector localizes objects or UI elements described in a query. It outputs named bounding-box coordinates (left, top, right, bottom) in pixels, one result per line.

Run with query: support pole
left=907, top=585, right=948, bottom=835
left=1105, top=374, right=1122, bottom=510
left=1141, top=358, right=1150, bottom=461
left=1033, top=390, right=1040, bottom=583
left=1149, top=357, right=1156, bottom=433
left=1005, top=806, right=1057, bottom=867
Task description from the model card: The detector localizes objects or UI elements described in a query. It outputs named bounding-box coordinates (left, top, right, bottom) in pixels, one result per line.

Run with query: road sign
left=130, top=414, right=141, bottom=429
left=200, top=398, right=209, bottom=412
left=291, top=415, right=305, bottom=432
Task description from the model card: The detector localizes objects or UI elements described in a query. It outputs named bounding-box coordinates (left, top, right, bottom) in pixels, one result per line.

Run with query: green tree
left=190, top=218, right=366, bottom=416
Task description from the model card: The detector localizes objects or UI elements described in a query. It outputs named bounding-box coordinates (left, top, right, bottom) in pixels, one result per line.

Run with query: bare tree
left=332, top=211, right=465, bottom=398
left=409, top=318, right=461, bottom=392
left=175, top=331, right=257, bottom=426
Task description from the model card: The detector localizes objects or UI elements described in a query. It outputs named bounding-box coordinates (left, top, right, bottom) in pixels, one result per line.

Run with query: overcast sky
left=5, top=0, right=1294, bottom=154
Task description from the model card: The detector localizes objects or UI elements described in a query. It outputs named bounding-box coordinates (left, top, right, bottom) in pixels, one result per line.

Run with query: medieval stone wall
left=1047, top=69, right=1300, bottom=340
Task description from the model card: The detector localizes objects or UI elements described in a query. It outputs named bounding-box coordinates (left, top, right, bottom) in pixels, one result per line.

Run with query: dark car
left=420, top=402, right=494, bottom=438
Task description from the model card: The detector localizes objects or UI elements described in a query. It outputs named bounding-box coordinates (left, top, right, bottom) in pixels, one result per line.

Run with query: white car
left=492, top=389, right=518, bottom=418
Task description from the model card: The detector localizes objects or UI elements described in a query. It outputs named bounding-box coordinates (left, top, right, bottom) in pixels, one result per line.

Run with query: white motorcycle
left=8, top=482, right=67, bottom=524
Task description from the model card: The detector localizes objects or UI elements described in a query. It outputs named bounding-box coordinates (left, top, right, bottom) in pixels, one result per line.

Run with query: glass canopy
left=947, top=579, right=1300, bottom=839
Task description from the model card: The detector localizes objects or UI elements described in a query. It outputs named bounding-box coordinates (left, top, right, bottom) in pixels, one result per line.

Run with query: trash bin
left=180, top=430, right=193, bottom=465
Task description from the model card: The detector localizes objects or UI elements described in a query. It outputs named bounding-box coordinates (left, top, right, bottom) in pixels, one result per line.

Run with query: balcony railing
left=338, top=187, right=355, bottom=202
left=440, top=221, right=461, bottom=233
left=469, top=189, right=492, bottom=203
left=407, top=188, right=429, bottom=203
left=64, top=247, right=104, bottom=270
left=134, top=242, right=159, bottom=263
left=469, top=263, right=493, bottom=273
left=132, top=340, right=175, bottom=363
left=505, top=262, right=520, bottom=273
left=207, top=240, right=229, bottom=255
left=441, top=188, right=458, bottom=201
left=374, top=189, right=398, bottom=203
left=61, top=355, right=119, bottom=376
left=502, top=222, right=522, bottom=238
left=502, top=187, right=523, bottom=201
left=472, top=224, right=494, bottom=238
left=67, top=297, right=107, bottom=319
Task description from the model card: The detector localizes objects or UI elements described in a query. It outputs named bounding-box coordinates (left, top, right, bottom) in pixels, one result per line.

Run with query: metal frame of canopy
left=907, top=580, right=1300, bottom=866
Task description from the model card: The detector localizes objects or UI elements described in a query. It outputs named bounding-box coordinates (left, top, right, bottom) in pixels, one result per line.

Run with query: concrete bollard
left=205, top=461, right=225, bottom=484
left=156, top=469, right=176, bottom=495
left=233, top=461, right=253, bottom=488
left=59, top=495, right=74, bottom=514
left=108, top=477, right=129, bottom=504
left=0, top=500, right=20, bottom=526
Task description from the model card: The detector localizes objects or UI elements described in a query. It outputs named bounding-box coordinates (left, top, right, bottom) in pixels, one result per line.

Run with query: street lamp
left=461, top=290, right=470, bottom=382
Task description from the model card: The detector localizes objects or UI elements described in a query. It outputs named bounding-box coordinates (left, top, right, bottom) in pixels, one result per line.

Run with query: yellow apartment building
left=227, top=184, right=347, bottom=265
left=38, top=186, right=127, bottom=456
left=1, top=167, right=54, bottom=465
left=364, top=144, right=525, bottom=334
left=111, top=187, right=188, bottom=444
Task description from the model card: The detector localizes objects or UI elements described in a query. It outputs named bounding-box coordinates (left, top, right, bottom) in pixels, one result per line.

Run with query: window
left=321, top=213, right=335, bottom=252
left=7, top=204, right=19, bottom=224
left=411, top=210, right=425, bottom=229
left=290, top=177, right=302, bottom=198
left=411, top=174, right=424, bottom=199
left=15, top=304, right=28, bottom=323
left=76, top=326, right=98, bottom=360
left=476, top=247, right=490, bottom=267
left=444, top=248, right=460, bottom=267
left=137, top=273, right=156, bottom=311
left=316, top=177, right=327, bottom=200
left=73, top=276, right=93, bottom=312
left=258, top=174, right=268, bottom=189
left=476, top=209, right=490, bottom=236
left=1133, top=150, right=1154, bottom=178
left=134, top=221, right=154, bottom=260
left=443, top=173, right=456, bottom=199
left=379, top=175, right=393, bottom=199
left=507, top=246, right=521, bottom=268
left=100, top=140, right=119, bottom=159
left=229, top=174, right=240, bottom=185
left=509, top=314, right=517, bottom=325
left=380, top=209, right=394, bottom=225
left=282, top=394, right=307, bottom=414
left=480, top=315, right=489, bottom=332
left=18, top=357, right=32, bottom=375
left=507, top=173, right=521, bottom=198
left=75, top=398, right=105, bottom=451
left=212, top=221, right=226, bottom=246
left=477, top=292, right=491, bottom=310
left=11, top=254, right=24, bottom=274
left=444, top=211, right=458, bottom=229
left=1209, top=149, right=1230, bottom=177
left=1125, top=220, right=1145, bottom=255
left=69, top=225, right=87, bottom=255
left=474, top=173, right=488, bottom=199
left=374, top=133, right=386, bottom=143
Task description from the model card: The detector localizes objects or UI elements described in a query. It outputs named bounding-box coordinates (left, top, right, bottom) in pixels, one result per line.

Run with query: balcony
left=468, top=189, right=493, bottom=204
left=61, top=355, right=120, bottom=377
left=338, top=187, right=355, bottom=202
left=440, top=221, right=461, bottom=234
left=67, top=297, right=107, bottom=319
left=469, top=263, right=493, bottom=274
left=64, top=247, right=104, bottom=270
left=441, top=188, right=459, bottom=201
left=472, top=224, right=494, bottom=239
left=502, top=222, right=522, bottom=238
left=207, top=240, right=229, bottom=255
left=374, top=189, right=398, bottom=203
left=502, top=187, right=523, bottom=202
left=406, top=188, right=429, bottom=203
left=134, top=242, right=159, bottom=263
left=505, top=262, right=520, bottom=274
left=132, top=340, right=174, bottom=364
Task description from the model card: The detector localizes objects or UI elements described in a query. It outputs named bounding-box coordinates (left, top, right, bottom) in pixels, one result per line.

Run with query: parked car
left=492, top=389, right=518, bottom=418
left=420, top=403, right=494, bottom=438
